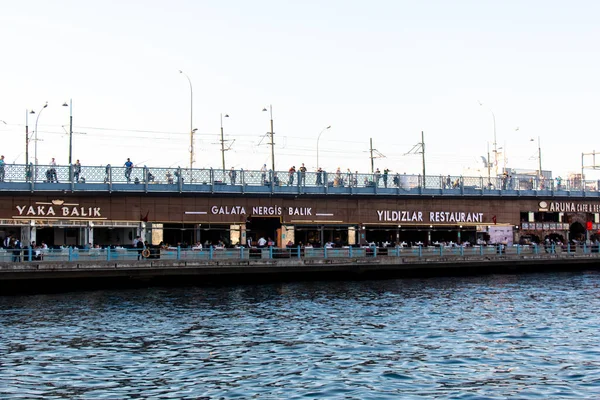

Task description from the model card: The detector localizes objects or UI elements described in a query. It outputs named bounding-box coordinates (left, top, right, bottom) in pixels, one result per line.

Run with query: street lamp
left=34, top=102, right=48, bottom=175
left=179, top=70, right=194, bottom=178
left=478, top=101, right=498, bottom=176
left=62, top=99, right=73, bottom=165
left=262, top=105, right=275, bottom=172
left=316, top=125, right=331, bottom=169
left=25, top=109, right=35, bottom=168
left=531, top=136, right=542, bottom=179
left=220, top=113, right=230, bottom=171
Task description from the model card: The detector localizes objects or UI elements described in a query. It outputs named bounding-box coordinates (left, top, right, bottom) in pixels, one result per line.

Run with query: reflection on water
left=1, top=272, right=600, bottom=399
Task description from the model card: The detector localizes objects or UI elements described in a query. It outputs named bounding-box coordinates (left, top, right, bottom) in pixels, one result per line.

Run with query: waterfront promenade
left=2, top=245, right=599, bottom=294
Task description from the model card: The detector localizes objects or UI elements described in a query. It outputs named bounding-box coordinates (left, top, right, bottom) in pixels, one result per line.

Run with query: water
left=1, top=272, right=600, bottom=399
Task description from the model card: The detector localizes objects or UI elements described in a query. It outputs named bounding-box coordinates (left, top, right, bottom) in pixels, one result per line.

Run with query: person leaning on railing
left=47, top=157, right=58, bottom=183
left=104, top=164, right=111, bottom=183
left=124, top=158, right=133, bottom=183
left=73, top=159, right=81, bottom=182
left=316, top=167, right=323, bottom=186
left=25, top=162, right=32, bottom=182
left=0, top=155, right=5, bottom=182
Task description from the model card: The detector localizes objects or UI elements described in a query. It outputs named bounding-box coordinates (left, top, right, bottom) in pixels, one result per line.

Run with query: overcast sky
left=1, top=0, right=599, bottom=179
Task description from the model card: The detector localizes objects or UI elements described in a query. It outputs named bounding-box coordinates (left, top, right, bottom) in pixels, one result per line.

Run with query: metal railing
left=0, top=243, right=596, bottom=264
left=0, top=163, right=590, bottom=196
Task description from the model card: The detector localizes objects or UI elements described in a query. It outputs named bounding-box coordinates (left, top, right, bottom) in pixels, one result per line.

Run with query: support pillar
left=87, top=222, right=94, bottom=247
left=281, top=225, right=295, bottom=247
left=348, top=226, right=357, bottom=245
left=29, top=223, right=37, bottom=246
left=137, top=222, right=147, bottom=243
left=241, top=224, right=248, bottom=247
left=319, top=225, right=324, bottom=246
left=22, top=223, right=33, bottom=247
left=229, top=224, right=241, bottom=246
left=359, top=226, right=367, bottom=246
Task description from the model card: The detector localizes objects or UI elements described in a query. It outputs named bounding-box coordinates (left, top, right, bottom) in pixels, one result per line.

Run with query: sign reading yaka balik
left=14, top=200, right=103, bottom=219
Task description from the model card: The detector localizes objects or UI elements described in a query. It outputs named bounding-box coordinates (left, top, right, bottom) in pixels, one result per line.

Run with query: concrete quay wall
left=1, top=253, right=599, bottom=294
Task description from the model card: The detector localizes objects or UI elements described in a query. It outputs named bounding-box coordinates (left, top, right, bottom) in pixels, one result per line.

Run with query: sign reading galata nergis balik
left=13, top=200, right=103, bottom=219
left=210, top=205, right=312, bottom=216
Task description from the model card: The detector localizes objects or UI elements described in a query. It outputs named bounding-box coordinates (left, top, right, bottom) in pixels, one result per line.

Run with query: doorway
left=35, top=227, right=55, bottom=247
left=247, top=217, right=281, bottom=246
left=570, top=221, right=586, bottom=242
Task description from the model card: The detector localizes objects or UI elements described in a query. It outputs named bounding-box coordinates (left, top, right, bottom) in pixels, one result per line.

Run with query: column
left=30, top=223, right=37, bottom=245
left=87, top=223, right=95, bottom=247
left=281, top=225, right=295, bottom=246
left=358, top=226, right=367, bottom=246
left=21, top=223, right=32, bottom=247
left=137, top=223, right=147, bottom=243
left=229, top=224, right=241, bottom=245
left=348, top=226, right=356, bottom=245
left=241, top=224, right=247, bottom=246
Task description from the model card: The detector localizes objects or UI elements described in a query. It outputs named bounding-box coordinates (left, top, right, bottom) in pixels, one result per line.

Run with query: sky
left=1, top=0, right=600, bottom=179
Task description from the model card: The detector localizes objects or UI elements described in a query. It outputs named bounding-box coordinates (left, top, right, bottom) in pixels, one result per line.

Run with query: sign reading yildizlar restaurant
left=13, top=200, right=104, bottom=219
left=376, top=210, right=484, bottom=223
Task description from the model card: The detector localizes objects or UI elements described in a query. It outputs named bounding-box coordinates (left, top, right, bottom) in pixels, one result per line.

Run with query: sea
left=1, top=272, right=599, bottom=399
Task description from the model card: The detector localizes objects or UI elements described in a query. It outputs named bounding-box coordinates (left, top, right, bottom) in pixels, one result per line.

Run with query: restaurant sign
left=14, top=200, right=103, bottom=219
left=210, top=205, right=312, bottom=216
left=539, top=201, right=600, bottom=213
left=377, top=210, right=484, bottom=223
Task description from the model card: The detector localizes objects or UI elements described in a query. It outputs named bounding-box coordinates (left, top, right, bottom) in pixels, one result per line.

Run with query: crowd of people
left=52, top=158, right=407, bottom=188
left=252, top=163, right=405, bottom=189
left=1, top=234, right=50, bottom=262
left=2, top=156, right=578, bottom=192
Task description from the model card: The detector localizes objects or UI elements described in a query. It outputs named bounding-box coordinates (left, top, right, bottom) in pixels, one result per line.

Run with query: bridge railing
left=0, top=243, right=595, bottom=264
left=0, top=163, right=592, bottom=195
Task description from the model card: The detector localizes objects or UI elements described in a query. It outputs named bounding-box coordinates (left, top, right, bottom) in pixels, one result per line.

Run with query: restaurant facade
left=1, top=192, right=599, bottom=248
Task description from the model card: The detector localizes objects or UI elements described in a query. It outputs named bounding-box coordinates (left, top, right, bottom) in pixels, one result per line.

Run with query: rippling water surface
left=1, top=272, right=600, bottom=399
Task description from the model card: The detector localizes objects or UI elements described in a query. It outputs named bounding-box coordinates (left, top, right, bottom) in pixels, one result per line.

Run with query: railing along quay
left=0, top=163, right=594, bottom=197
left=1, top=244, right=597, bottom=265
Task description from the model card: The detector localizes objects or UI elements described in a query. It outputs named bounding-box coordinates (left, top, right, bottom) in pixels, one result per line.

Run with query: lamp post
left=531, top=136, right=542, bottom=179
left=220, top=113, right=229, bottom=172
left=25, top=109, right=35, bottom=168
left=537, top=137, right=542, bottom=179
left=62, top=99, right=73, bottom=164
left=316, top=125, right=331, bottom=169
left=486, top=142, right=491, bottom=185
left=179, top=70, right=194, bottom=177
left=478, top=101, right=498, bottom=176
left=262, top=105, right=275, bottom=172
left=34, top=102, right=48, bottom=176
